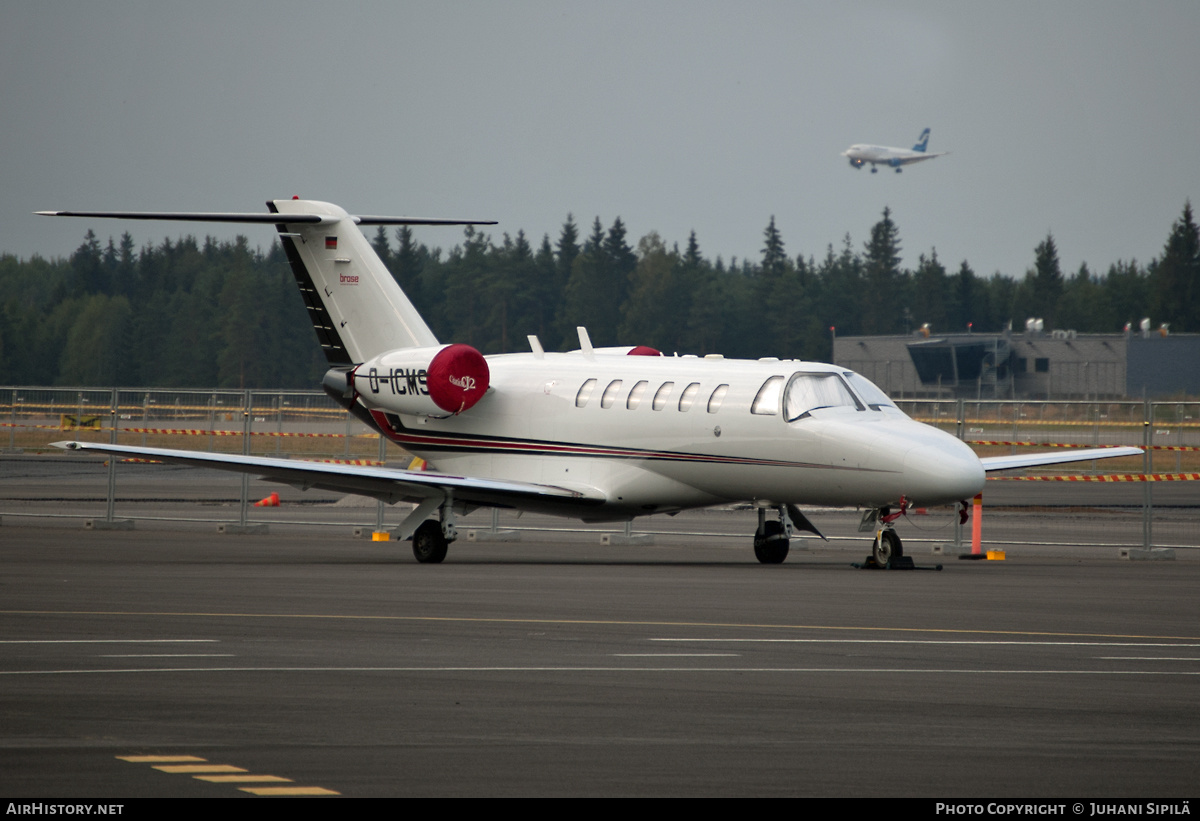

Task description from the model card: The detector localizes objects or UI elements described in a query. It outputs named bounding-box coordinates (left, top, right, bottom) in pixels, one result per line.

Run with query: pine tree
left=1150, top=202, right=1199, bottom=331
left=371, top=226, right=392, bottom=272
left=912, top=251, right=950, bottom=333
left=559, top=218, right=628, bottom=346
left=861, top=208, right=904, bottom=334
left=760, top=216, right=787, bottom=280
left=556, top=214, right=581, bottom=278
left=70, top=230, right=105, bottom=294
left=950, top=261, right=984, bottom=332
left=619, top=231, right=678, bottom=348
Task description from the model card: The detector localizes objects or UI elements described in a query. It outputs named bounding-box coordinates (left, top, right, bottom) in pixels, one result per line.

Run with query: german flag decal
left=325, top=236, right=337, bottom=249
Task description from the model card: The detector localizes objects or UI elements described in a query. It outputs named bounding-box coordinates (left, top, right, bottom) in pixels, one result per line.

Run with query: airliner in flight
left=842, top=128, right=948, bottom=173
left=42, top=200, right=1134, bottom=565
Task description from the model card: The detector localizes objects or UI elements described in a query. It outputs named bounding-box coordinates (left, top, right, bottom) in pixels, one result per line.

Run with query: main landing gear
left=753, top=515, right=789, bottom=564
left=412, top=519, right=450, bottom=564
left=403, top=493, right=460, bottom=564
left=753, top=504, right=826, bottom=564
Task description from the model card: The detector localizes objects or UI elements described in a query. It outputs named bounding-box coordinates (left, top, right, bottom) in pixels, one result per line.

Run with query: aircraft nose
left=901, top=434, right=985, bottom=506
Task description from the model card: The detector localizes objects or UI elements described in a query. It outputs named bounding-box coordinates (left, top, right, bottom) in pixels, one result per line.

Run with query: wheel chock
left=854, top=556, right=938, bottom=570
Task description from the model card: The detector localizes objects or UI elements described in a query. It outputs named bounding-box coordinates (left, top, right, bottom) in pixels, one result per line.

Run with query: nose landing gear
left=859, top=504, right=913, bottom=569
left=872, top=527, right=903, bottom=567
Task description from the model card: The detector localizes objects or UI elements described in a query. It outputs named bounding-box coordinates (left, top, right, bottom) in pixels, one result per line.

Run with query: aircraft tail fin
left=268, top=199, right=444, bottom=365
left=912, top=128, right=931, bottom=152
left=38, top=200, right=496, bottom=364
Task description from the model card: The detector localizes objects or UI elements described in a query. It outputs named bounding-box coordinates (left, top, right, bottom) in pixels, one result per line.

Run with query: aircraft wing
left=52, top=441, right=603, bottom=510
left=980, top=447, right=1143, bottom=472
left=899, top=152, right=949, bottom=164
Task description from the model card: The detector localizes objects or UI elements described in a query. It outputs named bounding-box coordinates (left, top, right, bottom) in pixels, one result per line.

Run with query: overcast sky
left=4, top=1, right=1198, bottom=282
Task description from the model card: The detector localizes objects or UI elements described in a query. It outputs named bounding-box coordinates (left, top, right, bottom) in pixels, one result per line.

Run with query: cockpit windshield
left=843, top=371, right=900, bottom=412
left=784, top=372, right=863, bottom=421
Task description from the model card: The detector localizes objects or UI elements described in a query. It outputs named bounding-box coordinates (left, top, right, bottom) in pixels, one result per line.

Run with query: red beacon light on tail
left=353, top=343, right=490, bottom=417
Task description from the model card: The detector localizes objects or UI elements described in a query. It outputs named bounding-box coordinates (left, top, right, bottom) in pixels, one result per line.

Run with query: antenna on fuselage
left=527, top=335, right=545, bottom=359
left=576, top=327, right=594, bottom=358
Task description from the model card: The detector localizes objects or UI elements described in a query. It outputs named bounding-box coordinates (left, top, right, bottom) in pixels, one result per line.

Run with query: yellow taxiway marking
left=8, top=609, right=1199, bottom=642
left=120, top=754, right=335, bottom=796
left=153, top=764, right=247, bottom=774
left=239, top=786, right=340, bottom=796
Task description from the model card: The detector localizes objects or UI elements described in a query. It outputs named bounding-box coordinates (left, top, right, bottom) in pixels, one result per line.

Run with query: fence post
left=1142, top=399, right=1152, bottom=550
left=104, top=387, right=118, bottom=523
left=7, top=388, right=16, bottom=451
left=240, top=389, right=251, bottom=528
left=1011, top=402, right=1018, bottom=455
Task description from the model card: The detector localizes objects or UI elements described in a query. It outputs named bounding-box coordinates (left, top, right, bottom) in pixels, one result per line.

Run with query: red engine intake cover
left=426, top=344, right=490, bottom=413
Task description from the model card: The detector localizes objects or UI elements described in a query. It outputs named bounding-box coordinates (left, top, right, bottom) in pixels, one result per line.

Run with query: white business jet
left=42, top=200, right=1137, bottom=565
left=842, top=128, right=948, bottom=173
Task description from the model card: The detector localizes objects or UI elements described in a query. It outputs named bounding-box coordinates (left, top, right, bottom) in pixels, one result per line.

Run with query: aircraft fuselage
left=354, top=352, right=986, bottom=520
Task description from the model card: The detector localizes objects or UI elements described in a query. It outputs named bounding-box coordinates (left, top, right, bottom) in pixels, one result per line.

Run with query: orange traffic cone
left=254, top=492, right=280, bottom=507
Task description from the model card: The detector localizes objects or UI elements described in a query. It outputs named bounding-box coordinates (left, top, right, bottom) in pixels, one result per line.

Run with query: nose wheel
left=872, top=528, right=903, bottom=567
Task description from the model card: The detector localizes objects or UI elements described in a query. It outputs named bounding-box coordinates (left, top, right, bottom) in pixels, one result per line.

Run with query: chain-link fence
left=2, top=387, right=1196, bottom=554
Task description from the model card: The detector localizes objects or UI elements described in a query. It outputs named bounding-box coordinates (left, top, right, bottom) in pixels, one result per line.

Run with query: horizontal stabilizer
left=37, top=210, right=496, bottom=226
left=981, top=447, right=1143, bottom=472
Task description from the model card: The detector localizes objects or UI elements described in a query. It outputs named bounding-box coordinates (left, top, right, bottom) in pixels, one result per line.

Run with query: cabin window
left=784, top=372, right=863, bottom=421
left=627, top=380, right=648, bottom=409
left=652, top=382, right=674, bottom=411
left=751, top=376, right=784, bottom=415
left=678, top=383, right=701, bottom=412
left=601, top=379, right=623, bottom=409
left=843, top=372, right=895, bottom=411
left=707, top=384, right=729, bottom=413
left=575, top=378, right=597, bottom=408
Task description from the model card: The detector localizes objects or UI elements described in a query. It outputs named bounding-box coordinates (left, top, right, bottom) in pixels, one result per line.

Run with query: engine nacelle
left=354, top=344, right=490, bottom=417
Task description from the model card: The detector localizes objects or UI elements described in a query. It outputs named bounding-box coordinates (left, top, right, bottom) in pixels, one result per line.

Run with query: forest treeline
left=1, top=203, right=1196, bottom=389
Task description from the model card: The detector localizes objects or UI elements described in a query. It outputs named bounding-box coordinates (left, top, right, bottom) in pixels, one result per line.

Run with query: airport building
left=832, top=325, right=1200, bottom=400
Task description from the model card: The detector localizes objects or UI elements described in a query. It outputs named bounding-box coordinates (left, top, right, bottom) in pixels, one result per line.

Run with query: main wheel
left=753, top=520, right=790, bottom=564
left=873, top=529, right=903, bottom=567
left=412, top=520, right=449, bottom=564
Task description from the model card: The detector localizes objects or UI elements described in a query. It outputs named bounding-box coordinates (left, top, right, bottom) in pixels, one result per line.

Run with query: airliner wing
left=981, top=447, right=1143, bottom=472
left=899, top=152, right=949, bottom=164
left=52, top=441, right=603, bottom=510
